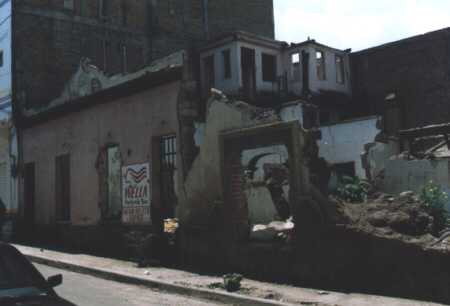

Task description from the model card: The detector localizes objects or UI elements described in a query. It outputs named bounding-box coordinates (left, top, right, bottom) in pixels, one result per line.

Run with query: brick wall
left=13, top=0, right=274, bottom=112
left=351, top=28, right=450, bottom=129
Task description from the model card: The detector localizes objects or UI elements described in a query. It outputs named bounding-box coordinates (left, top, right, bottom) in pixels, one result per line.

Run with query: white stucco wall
left=236, top=41, right=283, bottom=93
left=280, top=103, right=378, bottom=179
left=200, top=41, right=241, bottom=95
left=318, top=117, right=379, bottom=178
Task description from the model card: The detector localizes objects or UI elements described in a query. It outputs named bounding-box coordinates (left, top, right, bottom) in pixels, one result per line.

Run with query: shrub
left=420, top=181, right=449, bottom=235
left=335, top=176, right=370, bottom=203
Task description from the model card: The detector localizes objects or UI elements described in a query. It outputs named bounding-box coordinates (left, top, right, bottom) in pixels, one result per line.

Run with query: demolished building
left=8, top=3, right=450, bottom=303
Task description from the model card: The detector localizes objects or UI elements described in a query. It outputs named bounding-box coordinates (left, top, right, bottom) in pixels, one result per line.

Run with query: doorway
left=241, top=47, right=256, bottom=101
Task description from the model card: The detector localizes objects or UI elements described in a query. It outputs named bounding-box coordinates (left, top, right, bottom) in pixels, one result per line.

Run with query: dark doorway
left=241, top=47, right=256, bottom=102
left=23, top=163, right=35, bottom=229
left=55, top=154, right=71, bottom=222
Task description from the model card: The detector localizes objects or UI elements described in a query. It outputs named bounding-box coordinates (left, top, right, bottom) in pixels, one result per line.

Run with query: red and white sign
left=122, top=163, right=151, bottom=224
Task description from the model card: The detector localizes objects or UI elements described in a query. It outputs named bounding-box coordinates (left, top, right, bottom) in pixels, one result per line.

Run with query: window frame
left=335, top=54, right=345, bottom=85
left=316, top=49, right=326, bottom=81
left=291, top=52, right=301, bottom=81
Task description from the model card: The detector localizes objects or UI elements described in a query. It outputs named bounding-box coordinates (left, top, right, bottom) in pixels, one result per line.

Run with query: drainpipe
left=202, top=0, right=209, bottom=40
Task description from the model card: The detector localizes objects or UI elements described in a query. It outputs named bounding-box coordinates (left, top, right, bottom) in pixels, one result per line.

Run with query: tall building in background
left=12, top=0, right=275, bottom=119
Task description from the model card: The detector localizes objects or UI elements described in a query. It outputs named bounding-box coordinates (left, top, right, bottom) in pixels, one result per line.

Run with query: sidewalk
left=13, top=244, right=444, bottom=306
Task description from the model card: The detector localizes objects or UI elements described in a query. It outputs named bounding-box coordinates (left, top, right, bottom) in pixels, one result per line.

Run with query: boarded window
left=262, top=53, right=276, bottom=82
left=55, top=154, right=70, bottom=222
left=107, top=146, right=122, bottom=218
left=316, top=50, right=326, bottom=80
left=335, top=55, right=345, bottom=84
left=222, top=49, right=231, bottom=79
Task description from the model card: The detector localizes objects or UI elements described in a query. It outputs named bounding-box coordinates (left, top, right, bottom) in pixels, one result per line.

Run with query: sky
left=274, top=0, right=450, bottom=51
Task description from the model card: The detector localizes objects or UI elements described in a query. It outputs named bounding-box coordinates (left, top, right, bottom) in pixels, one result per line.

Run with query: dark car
left=0, top=243, right=75, bottom=306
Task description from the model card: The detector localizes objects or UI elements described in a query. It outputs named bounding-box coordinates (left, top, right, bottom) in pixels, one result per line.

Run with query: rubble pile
left=330, top=191, right=449, bottom=252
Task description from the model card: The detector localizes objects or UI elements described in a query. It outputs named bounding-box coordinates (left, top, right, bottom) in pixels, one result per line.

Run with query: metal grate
left=160, top=135, right=177, bottom=170
left=160, top=135, right=177, bottom=219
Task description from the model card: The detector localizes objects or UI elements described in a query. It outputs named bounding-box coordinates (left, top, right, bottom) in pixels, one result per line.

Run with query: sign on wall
left=122, top=163, right=151, bottom=224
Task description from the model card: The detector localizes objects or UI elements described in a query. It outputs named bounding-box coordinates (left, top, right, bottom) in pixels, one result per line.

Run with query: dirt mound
left=330, top=191, right=449, bottom=252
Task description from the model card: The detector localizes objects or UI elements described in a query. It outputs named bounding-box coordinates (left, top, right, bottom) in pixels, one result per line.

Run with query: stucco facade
left=19, top=80, right=182, bottom=231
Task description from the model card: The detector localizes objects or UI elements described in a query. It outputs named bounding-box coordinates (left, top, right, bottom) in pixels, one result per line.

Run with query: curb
left=25, top=253, right=296, bottom=306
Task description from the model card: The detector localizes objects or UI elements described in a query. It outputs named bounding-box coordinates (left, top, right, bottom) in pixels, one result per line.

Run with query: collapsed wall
left=177, top=91, right=450, bottom=304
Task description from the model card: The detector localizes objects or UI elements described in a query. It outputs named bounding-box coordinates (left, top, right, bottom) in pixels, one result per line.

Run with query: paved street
left=35, top=263, right=226, bottom=306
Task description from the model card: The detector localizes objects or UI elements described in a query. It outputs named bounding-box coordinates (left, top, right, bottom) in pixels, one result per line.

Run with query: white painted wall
left=199, top=41, right=241, bottom=95
left=280, top=102, right=379, bottom=179
left=236, top=41, right=283, bottom=93
left=318, top=117, right=379, bottom=178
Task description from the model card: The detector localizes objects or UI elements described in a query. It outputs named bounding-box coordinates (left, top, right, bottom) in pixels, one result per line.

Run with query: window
left=160, top=135, right=177, bottom=219
left=316, top=50, right=326, bottom=80
left=291, top=52, right=300, bottom=81
left=203, top=55, right=215, bottom=95
left=333, top=162, right=356, bottom=180
left=120, top=44, right=127, bottom=74
left=99, top=0, right=108, bottom=17
left=63, top=0, right=74, bottom=10
left=335, top=55, right=345, bottom=84
left=0, top=51, right=3, bottom=68
left=222, top=49, right=231, bottom=79
left=262, top=53, right=276, bottom=82
left=55, top=154, right=70, bottom=222
left=106, top=146, right=122, bottom=218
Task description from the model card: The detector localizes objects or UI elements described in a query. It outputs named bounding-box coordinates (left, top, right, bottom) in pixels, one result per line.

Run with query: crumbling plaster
left=177, top=91, right=280, bottom=225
